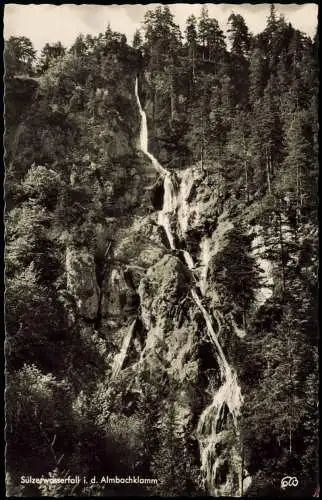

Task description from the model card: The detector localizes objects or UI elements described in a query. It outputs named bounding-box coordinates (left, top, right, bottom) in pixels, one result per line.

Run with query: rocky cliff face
left=6, top=58, right=317, bottom=496
left=59, top=79, right=283, bottom=496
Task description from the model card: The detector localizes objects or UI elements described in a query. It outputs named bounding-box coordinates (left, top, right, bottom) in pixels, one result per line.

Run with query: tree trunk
left=242, top=310, right=247, bottom=330
left=242, top=133, right=249, bottom=202
left=277, top=207, right=286, bottom=292
left=201, top=112, right=205, bottom=171
left=296, top=162, right=300, bottom=208
left=171, top=56, right=178, bottom=121
left=192, top=46, right=196, bottom=82
left=269, top=150, right=273, bottom=177
left=170, top=85, right=175, bottom=120
left=153, top=85, right=157, bottom=122
left=296, top=163, right=303, bottom=225
left=241, top=445, right=244, bottom=497
left=288, top=326, right=294, bottom=454
left=201, top=143, right=204, bottom=171
left=265, top=146, right=272, bottom=195
left=299, top=171, right=304, bottom=207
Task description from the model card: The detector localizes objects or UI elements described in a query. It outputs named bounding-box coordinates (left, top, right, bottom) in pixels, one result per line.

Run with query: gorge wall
left=5, top=10, right=318, bottom=498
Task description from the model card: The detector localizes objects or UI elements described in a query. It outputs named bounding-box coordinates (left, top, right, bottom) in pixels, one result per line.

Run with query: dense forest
left=4, top=4, right=319, bottom=497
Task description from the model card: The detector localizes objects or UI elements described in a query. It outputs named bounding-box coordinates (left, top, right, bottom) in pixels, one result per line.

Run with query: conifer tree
left=185, top=15, right=198, bottom=82
left=228, top=13, right=251, bottom=56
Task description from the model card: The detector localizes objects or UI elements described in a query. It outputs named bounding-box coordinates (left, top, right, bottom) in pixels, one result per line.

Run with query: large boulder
left=138, top=254, right=191, bottom=332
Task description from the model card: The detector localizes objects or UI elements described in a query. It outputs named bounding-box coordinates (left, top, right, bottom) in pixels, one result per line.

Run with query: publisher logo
left=281, top=476, right=299, bottom=489
left=313, top=486, right=319, bottom=497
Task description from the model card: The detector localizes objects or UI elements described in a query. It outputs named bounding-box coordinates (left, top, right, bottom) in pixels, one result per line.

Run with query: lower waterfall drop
left=158, top=174, right=177, bottom=250
left=135, top=77, right=250, bottom=497
left=199, top=236, right=212, bottom=296
left=111, top=319, right=136, bottom=381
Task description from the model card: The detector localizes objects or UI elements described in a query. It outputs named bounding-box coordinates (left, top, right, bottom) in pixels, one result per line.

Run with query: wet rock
left=113, top=215, right=166, bottom=269
left=101, top=267, right=139, bottom=323
left=138, top=254, right=191, bottom=332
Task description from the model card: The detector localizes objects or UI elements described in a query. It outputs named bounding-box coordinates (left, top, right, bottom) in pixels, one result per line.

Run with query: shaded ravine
left=133, top=77, right=249, bottom=496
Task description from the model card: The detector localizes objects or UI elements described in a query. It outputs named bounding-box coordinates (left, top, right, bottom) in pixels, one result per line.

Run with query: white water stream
left=111, top=319, right=137, bottom=381
left=135, top=78, right=248, bottom=496
left=199, top=236, right=212, bottom=295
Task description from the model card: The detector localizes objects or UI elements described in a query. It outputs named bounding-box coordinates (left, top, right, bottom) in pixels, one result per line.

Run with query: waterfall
left=111, top=319, right=137, bottom=380
left=177, top=168, right=195, bottom=237
left=199, top=236, right=211, bottom=295
left=134, top=78, right=168, bottom=177
left=135, top=77, right=177, bottom=249
left=158, top=175, right=177, bottom=250
left=135, top=77, right=249, bottom=496
left=182, top=250, right=195, bottom=272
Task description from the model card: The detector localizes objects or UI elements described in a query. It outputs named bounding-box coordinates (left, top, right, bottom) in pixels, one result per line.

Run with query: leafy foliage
left=4, top=36, right=36, bottom=77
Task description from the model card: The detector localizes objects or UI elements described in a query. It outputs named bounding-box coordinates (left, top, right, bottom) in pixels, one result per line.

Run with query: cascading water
left=199, top=236, right=211, bottom=295
left=135, top=77, right=249, bottom=496
left=159, top=175, right=177, bottom=250
left=111, top=319, right=137, bottom=380
left=134, top=78, right=168, bottom=177
left=176, top=168, right=195, bottom=237
left=135, top=78, right=176, bottom=249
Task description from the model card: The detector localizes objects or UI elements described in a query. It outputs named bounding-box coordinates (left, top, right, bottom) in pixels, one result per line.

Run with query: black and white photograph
left=3, top=3, right=319, bottom=497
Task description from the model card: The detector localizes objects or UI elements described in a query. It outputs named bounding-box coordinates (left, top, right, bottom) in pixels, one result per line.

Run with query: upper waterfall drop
left=110, top=319, right=137, bottom=381
left=135, top=77, right=176, bottom=249
left=134, top=78, right=168, bottom=177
